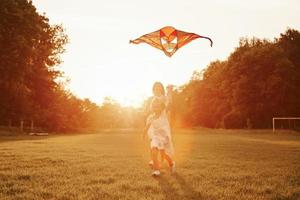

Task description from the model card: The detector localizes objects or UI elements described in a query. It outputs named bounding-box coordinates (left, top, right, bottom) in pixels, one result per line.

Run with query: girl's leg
left=160, top=150, right=174, bottom=167
left=151, top=147, right=160, bottom=170
left=160, top=151, right=165, bottom=164
left=149, top=149, right=153, bottom=166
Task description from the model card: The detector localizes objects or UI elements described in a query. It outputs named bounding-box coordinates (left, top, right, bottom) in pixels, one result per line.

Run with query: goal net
left=272, top=117, right=300, bottom=132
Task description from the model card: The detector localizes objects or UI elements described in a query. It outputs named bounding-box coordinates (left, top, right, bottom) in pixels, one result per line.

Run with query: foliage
left=0, top=0, right=67, bottom=128
left=173, top=29, right=300, bottom=128
left=0, top=0, right=146, bottom=132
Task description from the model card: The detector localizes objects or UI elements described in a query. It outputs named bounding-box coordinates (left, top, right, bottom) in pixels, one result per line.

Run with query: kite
left=130, top=26, right=213, bottom=57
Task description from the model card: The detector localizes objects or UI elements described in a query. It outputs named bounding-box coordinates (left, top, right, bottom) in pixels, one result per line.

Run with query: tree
left=175, top=29, right=300, bottom=129
left=0, top=0, right=68, bottom=128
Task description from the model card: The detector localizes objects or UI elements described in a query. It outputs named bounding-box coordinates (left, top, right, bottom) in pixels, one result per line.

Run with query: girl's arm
left=145, top=96, right=154, bottom=117
left=143, top=123, right=151, bottom=138
left=143, top=114, right=154, bottom=138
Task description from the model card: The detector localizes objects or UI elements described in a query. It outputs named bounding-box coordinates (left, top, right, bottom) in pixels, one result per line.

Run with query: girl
left=145, top=82, right=171, bottom=167
left=144, top=83, right=175, bottom=176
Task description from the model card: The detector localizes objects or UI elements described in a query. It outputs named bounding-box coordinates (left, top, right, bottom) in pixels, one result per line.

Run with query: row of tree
left=1, top=0, right=299, bottom=131
left=172, top=29, right=300, bottom=128
left=0, top=0, right=143, bottom=132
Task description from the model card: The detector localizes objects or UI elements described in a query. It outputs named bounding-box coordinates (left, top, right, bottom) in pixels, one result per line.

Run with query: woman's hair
left=152, top=82, right=165, bottom=96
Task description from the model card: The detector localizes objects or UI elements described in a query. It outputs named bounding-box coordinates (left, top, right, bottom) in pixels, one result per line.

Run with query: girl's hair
left=152, top=82, right=165, bottom=96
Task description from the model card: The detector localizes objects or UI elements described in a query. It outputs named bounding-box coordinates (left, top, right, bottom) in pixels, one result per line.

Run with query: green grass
left=0, top=129, right=300, bottom=200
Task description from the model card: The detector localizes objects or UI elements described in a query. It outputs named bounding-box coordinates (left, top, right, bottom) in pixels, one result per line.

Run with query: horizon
left=32, top=0, right=300, bottom=107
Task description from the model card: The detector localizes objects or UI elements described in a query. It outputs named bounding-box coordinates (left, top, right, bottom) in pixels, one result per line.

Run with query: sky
left=32, top=0, right=300, bottom=107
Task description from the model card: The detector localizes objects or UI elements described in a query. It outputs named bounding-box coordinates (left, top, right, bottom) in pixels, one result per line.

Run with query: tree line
left=0, top=0, right=143, bottom=132
left=172, top=29, right=300, bottom=129
left=1, top=0, right=299, bottom=132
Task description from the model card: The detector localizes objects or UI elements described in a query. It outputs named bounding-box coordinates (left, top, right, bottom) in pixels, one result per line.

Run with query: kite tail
left=200, top=36, right=213, bottom=47
left=129, top=39, right=144, bottom=44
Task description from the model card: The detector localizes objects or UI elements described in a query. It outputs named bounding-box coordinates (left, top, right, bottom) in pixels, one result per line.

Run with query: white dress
left=146, top=96, right=174, bottom=156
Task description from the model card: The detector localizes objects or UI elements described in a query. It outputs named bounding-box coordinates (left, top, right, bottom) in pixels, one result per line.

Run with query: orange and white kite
left=130, top=26, right=213, bottom=57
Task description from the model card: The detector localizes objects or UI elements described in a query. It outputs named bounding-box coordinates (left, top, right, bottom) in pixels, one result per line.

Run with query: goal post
left=272, top=117, right=300, bottom=133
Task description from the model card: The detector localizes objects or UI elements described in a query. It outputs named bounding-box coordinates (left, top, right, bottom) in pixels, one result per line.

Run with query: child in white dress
left=144, top=98, right=175, bottom=176
left=145, top=82, right=172, bottom=165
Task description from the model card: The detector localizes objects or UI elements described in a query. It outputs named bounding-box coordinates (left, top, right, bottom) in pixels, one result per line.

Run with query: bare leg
left=160, top=151, right=165, bottom=164
left=160, top=150, right=174, bottom=167
left=148, top=150, right=154, bottom=168
left=151, top=148, right=160, bottom=170
left=150, top=148, right=162, bottom=167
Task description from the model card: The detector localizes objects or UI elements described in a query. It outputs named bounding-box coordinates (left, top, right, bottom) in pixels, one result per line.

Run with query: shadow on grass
left=156, top=173, right=203, bottom=200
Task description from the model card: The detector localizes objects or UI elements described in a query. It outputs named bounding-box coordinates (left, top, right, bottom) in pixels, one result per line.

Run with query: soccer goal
left=272, top=117, right=300, bottom=132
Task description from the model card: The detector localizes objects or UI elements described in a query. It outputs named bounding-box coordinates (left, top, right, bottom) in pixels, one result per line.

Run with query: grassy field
left=0, top=129, right=300, bottom=200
